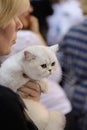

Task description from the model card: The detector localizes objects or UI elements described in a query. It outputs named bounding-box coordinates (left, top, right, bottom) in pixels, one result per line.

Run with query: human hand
left=29, top=15, right=47, bottom=46
left=17, top=81, right=41, bottom=101
left=29, top=15, right=40, bottom=34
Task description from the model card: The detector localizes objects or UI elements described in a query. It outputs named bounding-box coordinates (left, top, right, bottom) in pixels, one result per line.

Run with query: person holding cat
left=0, top=0, right=41, bottom=130
left=1, top=3, right=71, bottom=115
left=0, top=3, right=73, bottom=130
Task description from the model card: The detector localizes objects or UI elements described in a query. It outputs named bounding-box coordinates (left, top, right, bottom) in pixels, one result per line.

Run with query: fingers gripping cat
left=0, top=45, right=66, bottom=130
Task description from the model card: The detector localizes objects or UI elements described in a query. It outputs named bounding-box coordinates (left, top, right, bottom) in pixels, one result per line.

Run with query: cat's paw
left=37, top=79, right=50, bottom=93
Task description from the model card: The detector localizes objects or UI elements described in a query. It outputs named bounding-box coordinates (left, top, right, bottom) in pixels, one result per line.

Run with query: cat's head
left=22, top=45, right=59, bottom=80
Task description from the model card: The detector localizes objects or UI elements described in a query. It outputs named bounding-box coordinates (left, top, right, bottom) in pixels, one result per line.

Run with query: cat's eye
left=51, top=62, right=55, bottom=66
left=41, top=64, right=47, bottom=68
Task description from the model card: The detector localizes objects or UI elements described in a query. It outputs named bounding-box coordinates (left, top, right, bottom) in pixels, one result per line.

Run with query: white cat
left=0, top=45, right=66, bottom=130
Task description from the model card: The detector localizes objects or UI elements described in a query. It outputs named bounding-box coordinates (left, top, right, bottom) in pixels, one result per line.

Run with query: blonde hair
left=80, top=0, right=87, bottom=14
left=0, top=0, right=29, bottom=28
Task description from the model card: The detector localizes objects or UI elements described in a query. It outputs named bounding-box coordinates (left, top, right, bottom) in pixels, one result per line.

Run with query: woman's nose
left=16, top=18, right=23, bottom=31
left=29, top=5, right=34, bottom=13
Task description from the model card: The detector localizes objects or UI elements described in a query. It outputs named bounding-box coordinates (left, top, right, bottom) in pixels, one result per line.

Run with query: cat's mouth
left=42, top=73, right=52, bottom=78
left=48, top=71, right=52, bottom=76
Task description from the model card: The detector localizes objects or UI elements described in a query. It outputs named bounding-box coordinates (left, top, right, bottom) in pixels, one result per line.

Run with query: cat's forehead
left=24, top=45, right=57, bottom=62
left=35, top=48, right=56, bottom=60
left=36, top=50, right=57, bottom=64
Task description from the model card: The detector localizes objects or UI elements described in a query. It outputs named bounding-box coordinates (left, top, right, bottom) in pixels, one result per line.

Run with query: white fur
left=0, top=45, right=66, bottom=130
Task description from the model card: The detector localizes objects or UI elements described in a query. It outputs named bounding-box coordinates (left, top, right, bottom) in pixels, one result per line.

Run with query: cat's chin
left=31, top=77, right=48, bottom=81
left=27, top=73, right=53, bottom=81
left=30, top=75, right=50, bottom=81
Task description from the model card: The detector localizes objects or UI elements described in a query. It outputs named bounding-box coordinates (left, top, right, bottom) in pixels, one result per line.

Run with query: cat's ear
left=24, top=51, right=36, bottom=61
left=49, top=44, right=59, bottom=53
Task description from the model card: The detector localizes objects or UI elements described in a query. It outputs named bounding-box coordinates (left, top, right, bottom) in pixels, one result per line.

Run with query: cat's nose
left=49, top=69, right=51, bottom=72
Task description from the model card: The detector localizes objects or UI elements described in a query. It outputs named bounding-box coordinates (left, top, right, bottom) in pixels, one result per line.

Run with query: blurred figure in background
left=46, top=0, right=84, bottom=45
left=59, top=0, right=87, bottom=129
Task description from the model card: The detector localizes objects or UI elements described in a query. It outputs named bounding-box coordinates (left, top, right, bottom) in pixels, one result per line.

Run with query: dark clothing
left=0, top=85, right=38, bottom=130
left=31, top=0, right=53, bottom=20
left=64, top=112, right=78, bottom=130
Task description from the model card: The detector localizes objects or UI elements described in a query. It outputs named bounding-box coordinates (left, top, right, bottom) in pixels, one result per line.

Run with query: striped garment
left=59, top=18, right=87, bottom=116
left=59, top=19, right=87, bottom=130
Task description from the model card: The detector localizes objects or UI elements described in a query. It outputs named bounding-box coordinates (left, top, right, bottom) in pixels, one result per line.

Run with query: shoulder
left=17, top=30, right=42, bottom=46
left=12, top=30, right=42, bottom=53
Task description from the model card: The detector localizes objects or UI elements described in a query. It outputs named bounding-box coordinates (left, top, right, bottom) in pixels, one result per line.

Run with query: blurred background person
left=59, top=0, right=87, bottom=129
